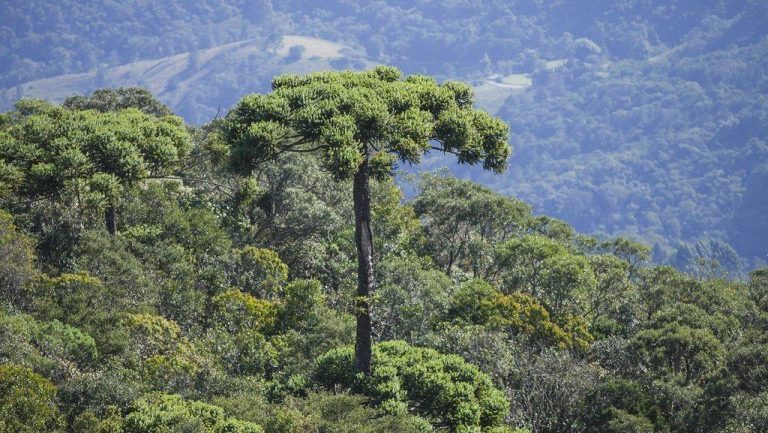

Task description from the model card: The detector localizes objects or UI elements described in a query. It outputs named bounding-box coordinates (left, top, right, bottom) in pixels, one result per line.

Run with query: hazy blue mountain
left=2, top=0, right=766, bottom=273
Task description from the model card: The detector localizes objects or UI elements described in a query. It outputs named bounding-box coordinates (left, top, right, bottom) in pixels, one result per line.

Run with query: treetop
left=224, top=66, right=511, bottom=180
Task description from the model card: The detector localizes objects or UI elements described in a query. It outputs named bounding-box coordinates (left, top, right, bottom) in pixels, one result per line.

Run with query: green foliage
left=232, top=246, right=289, bottom=298
left=447, top=279, right=592, bottom=350
left=0, top=210, right=35, bottom=307
left=123, top=313, right=186, bottom=359
left=36, top=320, right=98, bottom=368
left=749, top=267, right=768, bottom=312
left=0, top=100, right=192, bottom=235
left=1, top=101, right=191, bottom=193
left=605, top=409, right=655, bottom=433
left=224, top=153, right=354, bottom=290
left=314, top=341, right=509, bottom=432
left=278, top=279, right=324, bottom=331
left=584, top=379, right=659, bottom=432
left=0, top=310, right=97, bottom=381
left=492, top=235, right=567, bottom=295
left=503, top=348, right=603, bottom=433
left=123, top=393, right=263, bottom=433
left=586, top=254, right=634, bottom=337
left=71, top=407, right=124, bottom=433
left=119, top=181, right=233, bottom=257
left=412, top=173, right=531, bottom=275
left=372, top=178, right=424, bottom=257
left=224, top=67, right=510, bottom=180
left=214, top=391, right=433, bottom=433
left=537, top=253, right=596, bottom=315
left=58, top=369, right=143, bottom=425
left=206, top=328, right=278, bottom=377
left=275, top=392, right=432, bottom=433
left=30, top=272, right=109, bottom=326
left=599, top=238, right=650, bottom=278
left=374, top=254, right=454, bottom=341
left=632, top=322, right=724, bottom=384
left=211, top=290, right=278, bottom=335
left=64, top=87, right=174, bottom=117
left=72, top=232, right=160, bottom=318
left=0, top=363, right=63, bottom=433
left=118, top=313, right=200, bottom=393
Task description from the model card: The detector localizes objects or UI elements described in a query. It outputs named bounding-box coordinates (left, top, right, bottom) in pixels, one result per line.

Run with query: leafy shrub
left=121, top=313, right=201, bottom=392
left=36, top=320, right=98, bottom=368
left=233, top=247, right=288, bottom=299
left=276, top=392, right=432, bottom=433
left=212, top=290, right=278, bottom=334
left=58, top=369, right=143, bottom=421
left=123, top=393, right=263, bottom=433
left=278, top=279, right=324, bottom=331
left=631, top=322, right=724, bottom=383
left=0, top=363, right=63, bottom=433
left=0, top=311, right=97, bottom=379
left=0, top=210, right=35, bottom=308
left=31, top=273, right=107, bottom=326
left=213, top=391, right=433, bottom=433
left=448, top=279, right=593, bottom=350
left=203, top=328, right=278, bottom=377
left=314, top=341, right=510, bottom=432
left=124, top=313, right=186, bottom=359
left=70, top=407, right=124, bottom=433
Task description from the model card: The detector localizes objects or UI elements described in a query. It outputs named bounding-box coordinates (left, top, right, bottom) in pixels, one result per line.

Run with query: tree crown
left=0, top=101, right=191, bottom=200
left=223, top=66, right=511, bottom=179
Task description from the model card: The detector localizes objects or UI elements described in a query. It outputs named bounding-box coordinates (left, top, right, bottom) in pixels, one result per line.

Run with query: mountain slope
left=1, top=35, right=369, bottom=124
left=1, top=0, right=767, bottom=273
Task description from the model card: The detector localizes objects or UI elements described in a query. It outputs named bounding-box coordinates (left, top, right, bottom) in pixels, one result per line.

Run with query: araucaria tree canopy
left=223, top=66, right=511, bottom=374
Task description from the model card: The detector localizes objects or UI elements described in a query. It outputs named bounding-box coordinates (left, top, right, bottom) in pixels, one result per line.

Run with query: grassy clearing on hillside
left=275, top=35, right=346, bottom=59
left=2, top=35, right=357, bottom=109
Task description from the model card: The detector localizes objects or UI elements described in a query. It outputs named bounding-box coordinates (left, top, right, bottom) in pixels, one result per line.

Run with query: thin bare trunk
left=353, top=150, right=374, bottom=376
left=105, top=204, right=116, bottom=235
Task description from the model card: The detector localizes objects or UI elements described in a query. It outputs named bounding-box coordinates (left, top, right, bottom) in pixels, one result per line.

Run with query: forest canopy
left=0, top=84, right=766, bottom=432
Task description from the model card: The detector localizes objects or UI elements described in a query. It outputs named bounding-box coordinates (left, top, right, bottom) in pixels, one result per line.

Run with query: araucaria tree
left=0, top=100, right=191, bottom=234
left=223, top=66, right=511, bottom=375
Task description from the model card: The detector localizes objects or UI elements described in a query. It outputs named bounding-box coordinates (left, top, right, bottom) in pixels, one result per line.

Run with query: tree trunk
left=105, top=204, right=117, bottom=235
left=353, top=152, right=374, bottom=376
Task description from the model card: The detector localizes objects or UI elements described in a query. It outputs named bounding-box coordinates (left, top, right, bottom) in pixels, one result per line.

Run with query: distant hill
left=4, top=36, right=350, bottom=102
left=1, top=33, right=523, bottom=123
left=1, top=35, right=372, bottom=124
left=2, top=0, right=767, bottom=274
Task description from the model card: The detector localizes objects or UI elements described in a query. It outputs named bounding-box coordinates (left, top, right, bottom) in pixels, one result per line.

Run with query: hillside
left=1, top=0, right=767, bottom=274
left=1, top=35, right=371, bottom=124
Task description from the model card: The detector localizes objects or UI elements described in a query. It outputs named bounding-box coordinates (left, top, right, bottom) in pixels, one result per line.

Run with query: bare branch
left=430, top=145, right=461, bottom=157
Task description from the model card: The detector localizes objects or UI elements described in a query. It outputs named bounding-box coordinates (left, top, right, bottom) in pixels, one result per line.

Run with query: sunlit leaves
left=224, top=66, right=510, bottom=179
left=123, top=393, right=263, bottom=433
left=0, top=364, right=63, bottom=433
left=314, top=341, right=509, bottom=431
left=0, top=101, right=192, bottom=215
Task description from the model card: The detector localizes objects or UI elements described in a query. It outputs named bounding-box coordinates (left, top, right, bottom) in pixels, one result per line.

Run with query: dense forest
left=1, top=69, right=767, bottom=433
left=1, top=0, right=767, bottom=274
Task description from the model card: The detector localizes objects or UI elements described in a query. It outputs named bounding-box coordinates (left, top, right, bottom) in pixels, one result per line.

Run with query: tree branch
left=430, top=145, right=461, bottom=157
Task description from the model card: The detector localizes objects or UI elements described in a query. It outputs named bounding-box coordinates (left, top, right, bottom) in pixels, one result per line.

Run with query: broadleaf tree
left=223, top=66, right=511, bottom=375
